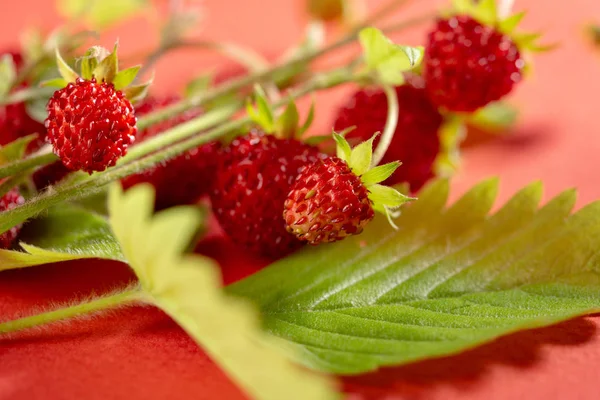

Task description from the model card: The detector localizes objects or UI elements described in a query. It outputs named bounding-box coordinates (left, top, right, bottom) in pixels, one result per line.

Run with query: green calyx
left=358, top=27, right=423, bottom=86
left=246, top=85, right=314, bottom=140
left=333, top=132, right=415, bottom=228
left=43, top=42, right=150, bottom=103
left=448, top=0, right=552, bottom=53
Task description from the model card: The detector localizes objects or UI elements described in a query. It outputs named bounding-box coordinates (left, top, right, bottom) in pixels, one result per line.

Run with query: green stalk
left=0, top=288, right=145, bottom=334
left=137, top=8, right=430, bottom=130
left=0, top=150, right=57, bottom=180
left=372, top=84, right=399, bottom=167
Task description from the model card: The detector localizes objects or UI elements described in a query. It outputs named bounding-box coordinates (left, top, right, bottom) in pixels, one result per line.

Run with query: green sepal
left=93, top=43, right=118, bottom=83
left=435, top=116, right=466, bottom=178
left=123, top=81, right=151, bottom=104
left=297, top=99, right=316, bottom=139
left=348, top=134, right=376, bottom=176
left=113, top=65, right=141, bottom=90
left=246, top=85, right=275, bottom=133
left=358, top=27, right=423, bottom=85
left=0, top=54, right=17, bottom=98
left=368, top=183, right=415, bottom=208
left=79, top=46, right=107, bottom=80
left=332, top=132, right=352, bottom=163
left=275, top=100, right=300, bottom=139
left=55, top=48, right=79, bottom=83
left=467, top=102, right=518, bottom=133
left=360, top=161, right=401, bottom=187
left=498, top=11, right=526, bottom=34
left=41, top=78, right=69, bottom=88
left=0, top=134, right=40, bottom=165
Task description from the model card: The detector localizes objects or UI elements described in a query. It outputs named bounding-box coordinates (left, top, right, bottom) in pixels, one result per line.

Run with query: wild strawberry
left=120, top=95, right=220, bottom=210
left=333, top=82, right=443, bottom=192
left=45, top=77, right=137, bottom=173
left=0, top=188, right=25, bottom=249
left=210, top=131, right=325, bottom=258
left=284, top=133, right=413, bottom=245
left=422, top=0, right=545, bottom=112
left=44, top=44, right=150, bottom=174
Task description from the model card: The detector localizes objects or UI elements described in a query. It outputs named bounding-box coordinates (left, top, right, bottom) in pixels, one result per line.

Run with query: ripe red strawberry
left=210, top=131, right=325, bottom=258
left=120, top=96, right=220, bottom=210
left=423, top=15, right=524, bottom=112
left=45, top=77, right=137, bottom=173
left=0, top=188, right=25, bottom=249
left=284, top=133, right=412, bottom=245
left=333, top=82, right=443, bottom=192
left=284, top=157, right=374, bottom=244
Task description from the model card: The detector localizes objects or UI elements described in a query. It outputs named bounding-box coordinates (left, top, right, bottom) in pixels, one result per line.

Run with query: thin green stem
left=0, top=150, right=57, bottom=180
left=137, top=5, right=431, bottom=129
left=0, top=86, right=56, bottom=106
left=0, top=288, right=145, bottom=335
left=372, top=84, right=399, bottom=167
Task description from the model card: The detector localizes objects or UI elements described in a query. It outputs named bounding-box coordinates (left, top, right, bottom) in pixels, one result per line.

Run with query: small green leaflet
left=358, top=27, right=423, bottom=85
left=229, top=179, right=600, bottom=374
left=0, top=206, right=123, bottom=272
left=56, top=0, right=148, bottom=29
left=107, top=184, right=340, bottom=400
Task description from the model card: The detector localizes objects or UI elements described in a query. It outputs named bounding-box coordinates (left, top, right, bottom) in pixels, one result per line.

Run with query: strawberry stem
left=372, top=84, right=399, bottom=167
left=0, top=287, right=145, bottom=335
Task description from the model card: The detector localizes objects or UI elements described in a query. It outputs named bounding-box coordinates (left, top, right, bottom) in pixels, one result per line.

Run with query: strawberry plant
left=0, top=1, right=591, bottom=400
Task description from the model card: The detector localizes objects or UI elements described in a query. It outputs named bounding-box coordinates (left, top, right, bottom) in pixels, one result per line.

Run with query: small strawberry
left=44, top=45, right=149, bottom=174
left=422, top=0, right=544, bottom=112
left=333, top=81, right=443, bottom=192
left=210, top=130, right=325, bottom=258
left=121, top=96, right=220, bottom=210
left=0, top=188, right=25, bottom=249
left=284, top=133, right=413, bottom=245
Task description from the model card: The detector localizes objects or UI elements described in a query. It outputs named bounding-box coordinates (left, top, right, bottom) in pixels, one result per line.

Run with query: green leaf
left=0, top=135, right=39, bottom=165
left=0, top=54, right=17, bottom=97
left=112, top=65, right=141, bottom=90
left=229, top=179, right=600, bottom=374
left=0, top=206, right=124, bottom=272
left=55, top=48, right=79, bottom=82
left=332, top=132, right=351, bottom=163
left=25, top=97, right=49, bottom=123
left=348, top=135, right=375, bottom=176
left=107, top=184, right=339, bottom=400
left=361, top=162, right=400, bottom=186
left=275, top=100, right=300, bottom=139
left=359, top=28, right=423, bottom=85
left=57, top=0, right=148, bottom=29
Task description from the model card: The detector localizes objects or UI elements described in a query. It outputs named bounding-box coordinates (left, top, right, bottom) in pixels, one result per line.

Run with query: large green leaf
left=228, top=179, right=600, bottom=374
left=107, top=184, right=339, bottom=400
left=0, top=206, right=123, bottom=271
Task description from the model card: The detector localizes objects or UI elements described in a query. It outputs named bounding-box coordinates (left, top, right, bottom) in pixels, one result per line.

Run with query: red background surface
left=1, top=0, right=600, bottom=399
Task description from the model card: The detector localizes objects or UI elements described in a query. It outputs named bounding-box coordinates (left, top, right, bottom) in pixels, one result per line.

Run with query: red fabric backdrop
left=1, top=0, right=600, bottom=399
